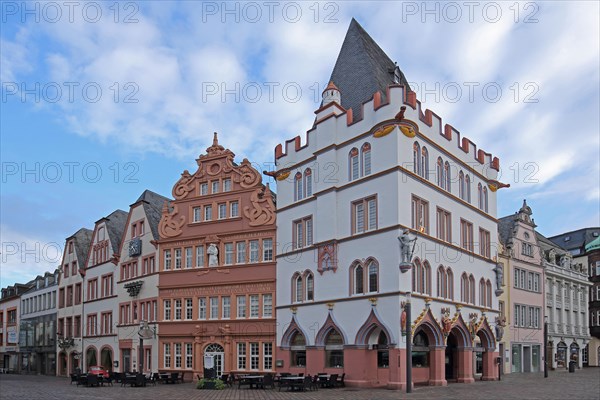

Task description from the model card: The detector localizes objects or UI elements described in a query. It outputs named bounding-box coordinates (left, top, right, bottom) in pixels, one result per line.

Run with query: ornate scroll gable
left=158, top=201, right=185, bottom=239
left=170, top=132, right=263, bottom=201
left=243, top=184, right=276, bottom=226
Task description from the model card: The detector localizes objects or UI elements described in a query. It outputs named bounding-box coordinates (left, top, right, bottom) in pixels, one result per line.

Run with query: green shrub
left=196, top=378, right=225, bottom=390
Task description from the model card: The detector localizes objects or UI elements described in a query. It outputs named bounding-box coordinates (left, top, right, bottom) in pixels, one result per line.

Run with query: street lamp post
left=544, top=316, right=548, bottom=378
left=79, top=267, right=86, bottom=374
left=405, top=293, right=412, bottom=394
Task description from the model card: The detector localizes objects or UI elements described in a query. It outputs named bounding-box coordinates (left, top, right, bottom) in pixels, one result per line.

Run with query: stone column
left=456, top=348, right=474, bottom=383
left=481, top=349, right=498, bottom=380
left=428, top=346, right=447, bottom=386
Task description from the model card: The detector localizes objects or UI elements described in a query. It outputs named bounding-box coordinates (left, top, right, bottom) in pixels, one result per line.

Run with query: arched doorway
left=290, top=332, right=306, bottom=368
left=58, top=352, right=67, bottom=376
left=100, top=347, right=113, bottom=372
left=445, top=332, right=458, bottom=381
left=569, top=343, right=580, bottom=368
left=556, top=342, right=567, bottom=369
left=204, top=344, right=224, bottom=377
left=86, top=347, right=97, bottom=371
left=473, top=336, right=483, bottom=378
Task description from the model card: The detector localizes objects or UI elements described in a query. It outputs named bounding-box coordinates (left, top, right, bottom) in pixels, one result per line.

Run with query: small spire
left=322, top=81, right=339, bottom=94
left=213, top=132, right=219, bottom=146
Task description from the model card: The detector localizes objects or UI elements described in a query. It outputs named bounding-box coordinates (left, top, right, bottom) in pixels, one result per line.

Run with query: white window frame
left=237, top=295, right=246, bottom=318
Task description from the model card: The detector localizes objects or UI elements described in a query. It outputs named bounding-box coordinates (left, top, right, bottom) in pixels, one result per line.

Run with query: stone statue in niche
left=398, top=229, right=417, bottom=264
left=549, top=249, right=556, bottom=264
left=495, top=315, right=506, bottom=341
left=493, top=263, right=504, bottom=291
left=560, top=255, right=571, bottom=269
left=207, top=243, right=219, bottom=266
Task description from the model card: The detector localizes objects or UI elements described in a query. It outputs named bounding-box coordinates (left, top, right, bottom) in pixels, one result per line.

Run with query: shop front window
left=412, top=331, right=429, bottom=367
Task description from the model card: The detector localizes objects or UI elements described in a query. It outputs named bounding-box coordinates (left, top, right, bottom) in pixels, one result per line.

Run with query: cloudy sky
left=1, top=1, right=599, bottom=287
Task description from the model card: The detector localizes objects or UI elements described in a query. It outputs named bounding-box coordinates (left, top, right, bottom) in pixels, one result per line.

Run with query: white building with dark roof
left=273, top=19, right=503, bottom=389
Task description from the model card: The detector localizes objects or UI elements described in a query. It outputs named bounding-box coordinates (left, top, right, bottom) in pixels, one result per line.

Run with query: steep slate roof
left=133, top=189, right=171, bottom=241
left=101, top=209, right=128, bottom=253
left=497, top=215, right=516, bottom=247
left=68, top=227, right=93, bottom=266
left=327, top=18, right=411, bottom=122
left=548, top=227, right=600, bottom=255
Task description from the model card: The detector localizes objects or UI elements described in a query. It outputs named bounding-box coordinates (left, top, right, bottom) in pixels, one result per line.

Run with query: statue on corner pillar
left=207, top=243, right=219, bottom=267
left=398, top=229, right=417, bottom=273
left=493, top=263, right=504, bottom=296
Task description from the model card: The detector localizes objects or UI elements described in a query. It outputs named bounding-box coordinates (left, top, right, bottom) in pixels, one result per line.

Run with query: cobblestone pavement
left=0, top=369, right=599, bottom=400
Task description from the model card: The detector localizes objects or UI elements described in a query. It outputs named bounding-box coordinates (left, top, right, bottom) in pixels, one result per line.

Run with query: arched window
left=412, top=330, right=430, bottom=367
left=412, top=259, right=422, bottom=292
left=423, top=261, right=431, bottom=295
left=294, top=172, right=303, bottom=201
left=377, top=331, right=389, bottom=368
left=469, top=274, right=476, bottom=304
left=368, top=261, right=378, bottom=293
left=361, top=143, right=371, bottom=176
left=421, top=147, right=429, bottom=179
left=436, top=157, right=444, bottom=188
left=349, top=148, right=359, bottom=181
left=291, top=332, right=306, bottom=367
left=483, top=186, right=488, bottom=212
left=325, top=330, right=344, bottom=367
left=306, top=272, right=314, bottom=301
left=304, top=169, right=312, bottom=197
left=437, top=266, right=446, bottom=298
left=478, top=183, right=483, bottom=210
left=354, top=264, right=364, bottom=294
left=413, top=142, right=421, bottom=176
left=479, top=278, right=486, bottom=306
left=459, top=171, right=465, bottom=200
left=465, top=175, right=471, bottom=203
left=461, top=273, right=469, bottom=303
left=486, top=280, right=492, bottom=307
left=447, top=268, right=454, bottom=300
left=444, top=161, right=451, bottom=193
left=294, top=274, right=303, bottom=302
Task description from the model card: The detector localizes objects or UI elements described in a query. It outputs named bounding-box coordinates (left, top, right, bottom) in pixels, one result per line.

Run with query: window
left=354, top=264, right=364, bottom=294
left=250, top=343, right=259, bottom=370
left=437, top=266, right=447, bottom=298
left=163, top=343, right=171, bottom=368
left=460, top=219, right=474, bottom=251
left=461, top=273, right=469, bottom=303
left=349, top=148, right=359, bottom=181
left=72, top=261, right=77, bottom=276
left=294, top=275, right=303, bottom=302
left=486, top=280, right=492, bottom=307
left=237, top=343, right=246, bottom=369
left=447, top=268, right=454, bottom=300
left=223, top=178, right=232, bottom=192
left=212, top=181, right=219, bottom=194
left=436, top=157, right=444, bottom=188
left=204, top=205, right=212, bottom=221
left=198, top=298, right=206, bottom=320
left=291, top=333, right=306, bottom=367
left=411, top=195, right=429, bottom=233
left=64, top=263, right=70, bottom=278
left=186, top=343, right=193, bottom=369
left=294, top=172, right=303, bottom=201
left=222, top=297, right=231, bottom=319
left=353, top=197, right=377, bottom=234
left=412, top=260, right=431, bottom=295
left=210, top=297, right=218, bottom=319
left=262, top=294, right=272, bottom=318
left=325, top=330, right=344, bottom=368
left=263, top=239, right=273, bottom=261
left=459, top=171, right=465, bottom=200
left=444, top=161, right=451, bottom=192
left=174, top=343, right=182, bottom=368
left=164, top=300, right=171, bottom=320
left=174, top=299, right=182, bottom=320
left=413, top=142, right=421, bottom=176
left=436, top=208, right=451, bottom=242
left=306, top=272, right=314, bottom=301
left=478, top=183, right=488, bottom=211
left=101, top=312, right=112, bottom=335
left=200, top=183, right=208, bottom=195
left=86, top=314, right=98, bottom=336
left=420, top=146, right=428, bottom=179
left=218, top=203, right=227, bottom=219
left=101, top=274, right=113, bottom=297
left=522, top=242, right=533, bottom=256
left=164, top=250, right=172, bottom=270
left=293, top=217, right=313, bottom=249
left=174, top=248, right=182, bottom=269
left=263, top=343, right=273, bottom=370
left=230, top=201, right=239, bottom=217
left=196, top=245, right=204, bottom=267
left=479, top=279, right=486, bottom=306
left=185, top=247, right=193, bottom=268
left=412, top=331, right=430, bottom=367
left=361, top=143, right=371, bottom=176
left=185, top=298, right=193, bottom=320
left=236, top=242, right=246, bottom=264
left=250, top=295, right=259, bottom=318
left=224, top=243, right=234, bottom=265
left=465, top=175, right=471, bottom=203
left=304, top=169, right=312, bottom=197
left=249, top=240, right=259, bottom=263
left=479, top=228, right=491, bottom=258
left=469, top=275, right=475, bottom=304
left=237, top=296, right=246, bottom=318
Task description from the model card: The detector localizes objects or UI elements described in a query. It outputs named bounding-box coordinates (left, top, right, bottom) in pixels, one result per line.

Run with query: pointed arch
left=450, top=314, right=472, bottom=348
left=444, top=161, right=451, bottom=192
left=349, top=147, right=359, bottom=181
left=412, top=308, right=444, bottom=347
left=476, top=317, right=496, bottom=350
left=304, top=168, right=312, bottom=197
left=437, top=265, right=446, bottom=298
left=421, top=146, right=429, bottom=179
left=315, top=312, right=348, bottom=346
left=436, top=157, right=444, bottom=187
left=465, top=174, right=471, bottom=203
left=281, top=314, right=311, bottom=348
left=446, top=268, right=454, bottom=300
left=361, top=142, right=371, bottom=176
left=294, top=172, right=303, bottom=201
left=413, top=142, right=421, bottom=176
left=355, top=308, right=396, bottom=346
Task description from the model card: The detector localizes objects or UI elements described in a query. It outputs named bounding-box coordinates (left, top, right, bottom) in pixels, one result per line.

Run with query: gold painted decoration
left=373, top=124, right=395, bottom=138
left=488, top=180, right=510, bottom=192
left=399, top=125, right=416, bottom=138
left=276, top=171, right=291, bottom=181
left=158, top=202, right=186, bottom=238
left=243, top=185, right=276, bottom=226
